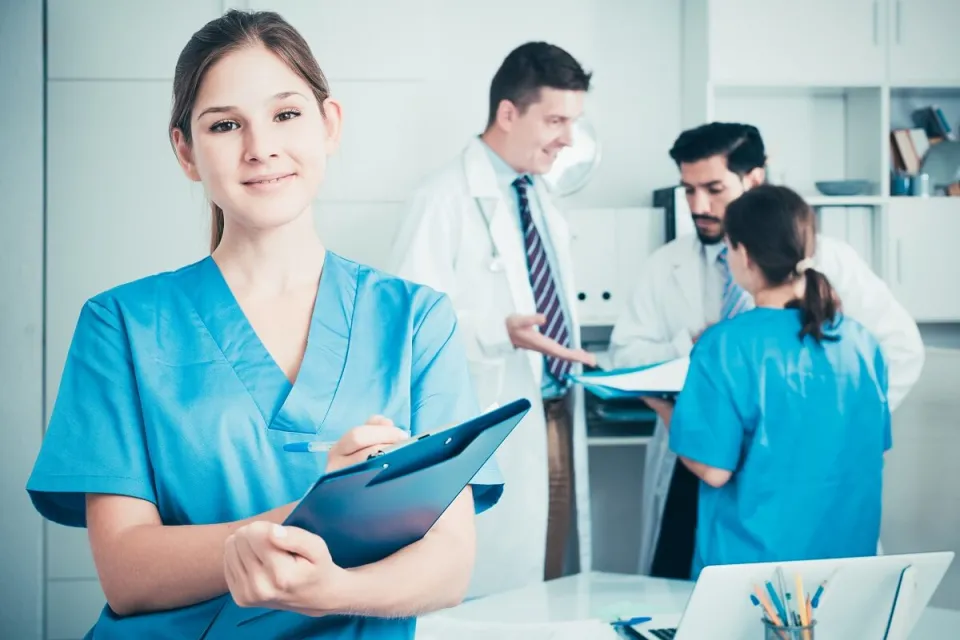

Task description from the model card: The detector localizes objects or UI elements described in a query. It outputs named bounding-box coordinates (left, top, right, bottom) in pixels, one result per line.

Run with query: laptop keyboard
left=646, top=628, right=677, bottom=640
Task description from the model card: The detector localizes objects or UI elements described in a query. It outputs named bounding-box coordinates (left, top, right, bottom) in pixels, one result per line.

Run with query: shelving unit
left=681, top=0, right=960, bottom=323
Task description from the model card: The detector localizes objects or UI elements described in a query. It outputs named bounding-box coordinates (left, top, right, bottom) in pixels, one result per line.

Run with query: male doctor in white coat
left=609, top=122, right=925, bottom=579
left=389, top=42, right=596, bottom=598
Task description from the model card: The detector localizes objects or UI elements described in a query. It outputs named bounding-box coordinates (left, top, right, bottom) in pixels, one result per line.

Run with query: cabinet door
left=566, top=209, right=620, bottom=326
left=888, top=0, right=960, bottom=86
left=709, top=0, right=886, bottom=86
left=817, top=206, right=878, bottom=273
left=886, top=198, right=960, bottom=322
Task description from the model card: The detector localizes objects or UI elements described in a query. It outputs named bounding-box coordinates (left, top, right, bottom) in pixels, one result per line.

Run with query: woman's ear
left=171, top=129, right=201, bottom=182
left=320, top=98, right=343, bottom=155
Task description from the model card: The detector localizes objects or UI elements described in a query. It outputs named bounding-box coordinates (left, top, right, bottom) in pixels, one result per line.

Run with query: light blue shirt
left=669, top=308, right=891, bottom=580
left=481, top=141, right=570, bottom=399
left=27, top=251, right=503, bottom=639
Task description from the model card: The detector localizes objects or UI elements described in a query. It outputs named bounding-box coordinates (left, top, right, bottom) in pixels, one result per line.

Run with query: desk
left=425, top=572, right=960, bottom=638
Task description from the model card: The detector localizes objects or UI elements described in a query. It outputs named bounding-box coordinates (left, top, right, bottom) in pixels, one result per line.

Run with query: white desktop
left=418, top=555, right=959, bottom=640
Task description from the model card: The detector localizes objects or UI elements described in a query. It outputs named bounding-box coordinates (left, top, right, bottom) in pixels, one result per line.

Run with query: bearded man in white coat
left=609, top=122, right=925, bottom=580
left=388, top=42, right=597, bottom=598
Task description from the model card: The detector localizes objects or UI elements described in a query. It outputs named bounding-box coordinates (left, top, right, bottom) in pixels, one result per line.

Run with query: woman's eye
left=276, top=109, right=301, bottom=122
left=210, top=120, right=238, bottom=133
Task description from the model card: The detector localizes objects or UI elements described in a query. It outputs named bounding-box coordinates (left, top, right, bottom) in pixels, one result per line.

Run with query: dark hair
left=169, top=10, right=331, bottom=252
left=669, top=122, right=767, bottom=177
left=724, top=184, right=840, bottom=342
left=486, top=42, right=592, bottom=129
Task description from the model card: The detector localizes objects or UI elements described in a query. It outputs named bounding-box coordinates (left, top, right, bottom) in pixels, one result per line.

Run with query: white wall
left=0, top=2, right=45, bottom=639
left=38, top=1, right=683, bottom=637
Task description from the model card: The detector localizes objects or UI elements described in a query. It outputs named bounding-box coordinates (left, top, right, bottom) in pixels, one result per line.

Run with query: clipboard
left=282, top=397, right=531, bottom=569
left=203, top=399, right=532, bottom=635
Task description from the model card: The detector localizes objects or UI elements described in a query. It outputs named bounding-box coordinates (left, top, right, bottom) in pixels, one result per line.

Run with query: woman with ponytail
left=667, top=184, right=891, bottom=579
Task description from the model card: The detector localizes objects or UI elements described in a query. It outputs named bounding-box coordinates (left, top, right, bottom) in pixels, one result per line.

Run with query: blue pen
left=811, top=568, right=839, bottom=608
left=283, top=441, right=336, bottom=453
left=766, top=581, right=788, bottom=625
left=611, top=616, right=652, bottom=627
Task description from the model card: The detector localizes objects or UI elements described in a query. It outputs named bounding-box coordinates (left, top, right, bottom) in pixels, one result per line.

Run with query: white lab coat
left=388, top=137, right=592, bottom=598
left=608, top=232, right=925, bottom=576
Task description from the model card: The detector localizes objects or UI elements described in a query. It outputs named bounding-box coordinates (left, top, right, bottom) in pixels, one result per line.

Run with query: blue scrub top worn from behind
left=668, top=308, right=891, bottom=580
left=26, top=251, right=504, bottom=640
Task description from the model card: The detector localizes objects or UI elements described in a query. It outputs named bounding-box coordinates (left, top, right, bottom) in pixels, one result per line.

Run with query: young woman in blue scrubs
left=668, top=184, right=891, bottom=579
left=26, top=10, right=502, bottom=639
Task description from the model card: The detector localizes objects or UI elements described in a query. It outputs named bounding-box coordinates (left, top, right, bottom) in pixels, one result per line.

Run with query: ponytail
left=791, top=266, right=840, bottom=342
left=209, top=202, right=224, bottom=253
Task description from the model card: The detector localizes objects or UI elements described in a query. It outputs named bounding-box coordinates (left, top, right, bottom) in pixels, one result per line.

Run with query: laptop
left=621, top=552, right=954, bottom=640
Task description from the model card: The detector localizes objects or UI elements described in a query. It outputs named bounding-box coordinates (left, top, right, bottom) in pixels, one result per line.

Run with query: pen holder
left=762, top=618, right=816, bottom=639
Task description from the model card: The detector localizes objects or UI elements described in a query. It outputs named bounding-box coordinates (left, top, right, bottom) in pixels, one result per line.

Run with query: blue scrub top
left=669, top=308, right=891, bottom=580
left=26, top=251, right=504, bottom=640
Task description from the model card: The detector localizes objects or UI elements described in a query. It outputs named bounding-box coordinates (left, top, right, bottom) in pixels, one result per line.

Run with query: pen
left=283, top=441, right=336, bottom=453
left=611, top=616, right=652, bottom=627
left=753, top=585, right=784, bottom=626
left=775, top=567, right=791, bottom=622
left=753, top=585, right=790, bottom=640
left=765, top=581, right=788, bottom=627
left=811, top=568, right=838, bottom=608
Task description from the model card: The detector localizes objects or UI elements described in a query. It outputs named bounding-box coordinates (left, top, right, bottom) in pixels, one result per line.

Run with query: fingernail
left=273, top=524, right=287, bottom=538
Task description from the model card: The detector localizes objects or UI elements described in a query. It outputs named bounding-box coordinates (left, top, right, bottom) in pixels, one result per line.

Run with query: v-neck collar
left=178, top=252, right=358, bottom=434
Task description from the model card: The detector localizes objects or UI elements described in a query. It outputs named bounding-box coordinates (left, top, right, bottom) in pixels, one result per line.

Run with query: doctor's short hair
left=724, top=184, right=841, bottom=342
left=486, top=42, right=592, bottom=128
left=669, top=122, right=767, bottom=176
left=169, top=10, right=331, bottom=253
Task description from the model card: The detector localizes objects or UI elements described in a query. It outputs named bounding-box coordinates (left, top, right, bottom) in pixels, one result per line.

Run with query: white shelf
left=804, top=195, right=888, bottom=206
left=587, top=436, right=651, bottom=447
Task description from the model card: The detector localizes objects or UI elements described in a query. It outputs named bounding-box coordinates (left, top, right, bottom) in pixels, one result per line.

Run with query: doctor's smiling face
left=169, top=11, right=342, bottom=251
left=497, top=87, right=585, bottom=175
left=482, top=42, right=592, bottom=175
left=669, top=123, right=767, bottom=245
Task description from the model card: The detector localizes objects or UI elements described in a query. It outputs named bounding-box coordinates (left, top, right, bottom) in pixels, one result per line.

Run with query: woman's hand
left=643, top=396, right=675, bottom=429
left=325, top=416, right=408, bottom=474
left=224, top=521, right=351, bottom=616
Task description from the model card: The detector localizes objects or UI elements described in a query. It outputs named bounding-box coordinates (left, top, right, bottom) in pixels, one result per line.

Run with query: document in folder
left=570, top=357, right=689, bottom=400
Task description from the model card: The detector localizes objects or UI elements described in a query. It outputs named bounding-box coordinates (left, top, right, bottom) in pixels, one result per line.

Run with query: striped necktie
left=513, top=176, right=572, bottom=385
left=718, top=245, right=755, bottom=319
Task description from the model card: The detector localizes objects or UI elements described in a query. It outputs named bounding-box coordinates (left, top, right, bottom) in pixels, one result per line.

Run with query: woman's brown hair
left=724, top=184, right=840, bottom=342
left=168, top=10, right=331, bottom=252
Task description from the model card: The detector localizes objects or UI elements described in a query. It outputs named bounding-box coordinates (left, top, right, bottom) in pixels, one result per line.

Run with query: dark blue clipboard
left=282, top=397, right=531, bottom=568
left=202, top=398, right=532, bottom=635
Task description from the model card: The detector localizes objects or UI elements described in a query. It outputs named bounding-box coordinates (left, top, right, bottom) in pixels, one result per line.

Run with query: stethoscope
left=465, top=150, right=543, bottom=275
left=473, top=195, right=505, bottom=273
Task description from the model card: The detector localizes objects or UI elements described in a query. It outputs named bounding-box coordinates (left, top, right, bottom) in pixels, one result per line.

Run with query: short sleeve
left=669, top=333, right=745, bottom=472
left=410, top=293, right=504, bottom=513
left=26, top=298, right=156, bottom=527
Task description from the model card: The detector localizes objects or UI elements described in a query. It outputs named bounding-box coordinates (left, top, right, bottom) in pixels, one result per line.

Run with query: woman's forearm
left=679, top=456, right=732, bottom=488
left=89, top=496, right=295, bottom=616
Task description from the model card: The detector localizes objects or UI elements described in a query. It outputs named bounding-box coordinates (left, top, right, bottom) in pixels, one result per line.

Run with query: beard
left=692, top=213, right=724, bottom=245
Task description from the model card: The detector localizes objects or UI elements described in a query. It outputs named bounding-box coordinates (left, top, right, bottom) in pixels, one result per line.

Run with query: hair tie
left=795, top=257, right=814, bottom=274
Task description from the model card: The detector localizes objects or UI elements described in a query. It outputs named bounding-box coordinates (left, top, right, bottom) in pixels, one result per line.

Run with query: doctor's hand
left=325, top=416, right=408, bottom=474
left=225, top=521, right=347, bottom=616
left=505, top=314, right=597, bottom=367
